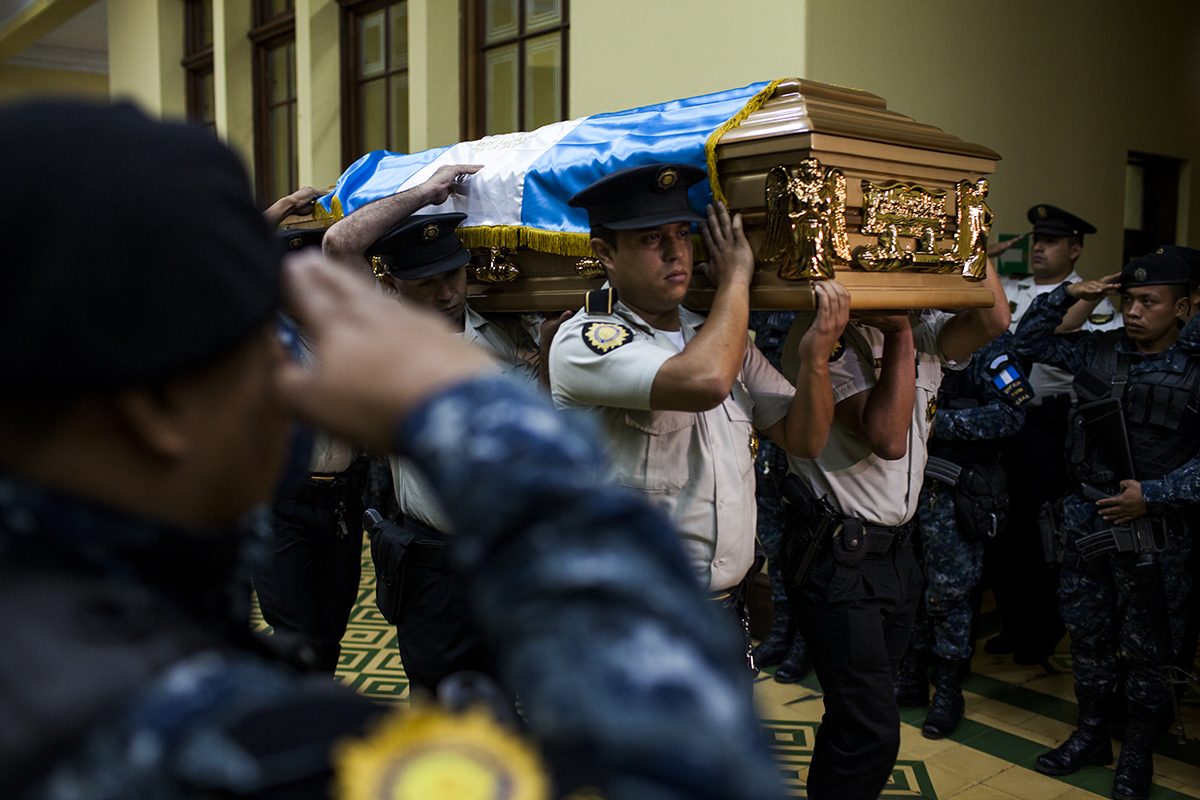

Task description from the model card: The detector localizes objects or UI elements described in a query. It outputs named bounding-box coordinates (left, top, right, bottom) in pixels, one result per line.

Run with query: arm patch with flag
left=988, top=354, right=1033, bottom=408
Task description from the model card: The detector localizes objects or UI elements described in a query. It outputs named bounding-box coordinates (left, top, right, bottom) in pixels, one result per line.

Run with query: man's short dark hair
left=590, top=224, right=618, bottom=251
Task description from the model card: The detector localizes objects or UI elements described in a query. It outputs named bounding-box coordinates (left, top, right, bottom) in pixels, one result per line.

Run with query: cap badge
left=289, top=237, right=303, bottom=248
left=1135, top=267, right=1148, bottom=282
left=1037, top=206, right=1047, bottom=218
left=656, top=167, right=678, bottom=192
left=583, top=322, right=632, bottom=354
left=422, top=222, right=439, bottom=241
left=1157, top=247, right=1165, bottom=254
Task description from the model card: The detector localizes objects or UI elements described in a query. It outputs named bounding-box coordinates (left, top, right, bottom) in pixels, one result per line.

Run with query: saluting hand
left=1067, top=273, right=1122, bottom=303
left=1095, top=479, right=1146, bottom=524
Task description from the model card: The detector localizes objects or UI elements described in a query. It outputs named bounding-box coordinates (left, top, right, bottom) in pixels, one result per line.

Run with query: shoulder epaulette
left=584, top=288, right=617, bottom=315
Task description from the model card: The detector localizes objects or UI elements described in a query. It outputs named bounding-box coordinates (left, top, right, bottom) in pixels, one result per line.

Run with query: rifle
left=1072, top=388, right=1193, bottom=742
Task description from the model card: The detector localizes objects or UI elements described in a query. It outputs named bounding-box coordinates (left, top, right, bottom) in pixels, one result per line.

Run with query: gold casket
left=291, top=78, right=1000, bottom=312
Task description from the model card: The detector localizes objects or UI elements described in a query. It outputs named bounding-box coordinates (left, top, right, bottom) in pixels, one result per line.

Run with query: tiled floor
left=252, top=535, right=1200, bottom=798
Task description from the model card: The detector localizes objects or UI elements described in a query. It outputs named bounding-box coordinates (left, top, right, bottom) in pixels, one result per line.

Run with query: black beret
left=1027, top=204, right=1096, bottom=238
left=568, top=163, right=706, bottom=230
left=0, top=101, right=279, bottom=395
left=365, top=212, right=470, bottom=280
left=1156, top=245, right=1200, bottom=285
left=279, top=227, right=325, bottom=254
left=1119, top=249, right=1191, bottom=289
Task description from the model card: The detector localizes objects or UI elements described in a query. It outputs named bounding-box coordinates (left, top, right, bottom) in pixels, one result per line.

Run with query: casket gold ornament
left=759, top=159, right=851, bottom=281
left=575, top=257, right=605, bottom=279
left=332, top=706, right=549, bottom=800
left=475, top=247, right=522, bottom=283
left=855, top=180, right=948, bottom=272
left=948, top=179, right=992, bottom=280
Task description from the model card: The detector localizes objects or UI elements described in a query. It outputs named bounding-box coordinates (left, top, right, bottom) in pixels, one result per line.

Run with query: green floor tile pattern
left=251, top=536, right=1200, bottom=798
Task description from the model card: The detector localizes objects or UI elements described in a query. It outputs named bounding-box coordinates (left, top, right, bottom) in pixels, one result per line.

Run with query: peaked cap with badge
left=568, top=163, right=707, bottom=230
left=366, top=212, right=470, bottom=280
left=1156, top=245, right=1200, bottom=286
left=279, top=227, right=325, bottom=255
left=1119, top=247, right=1192, bottom=289
left=1027, top=204, right=1096, bottom=239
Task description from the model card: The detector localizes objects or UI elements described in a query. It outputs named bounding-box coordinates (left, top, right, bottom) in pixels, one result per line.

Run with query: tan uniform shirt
left=391, top=305, right=542, bottom=532
left=549, top=301, right=794, bottom=591
left=1000, top=270, right=1121, bottom=403
left=782, top=311, right=964, bottom=528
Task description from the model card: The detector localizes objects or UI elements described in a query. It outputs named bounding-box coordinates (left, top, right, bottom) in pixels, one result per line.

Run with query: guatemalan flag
left=315, top=79, right=786, bottom=257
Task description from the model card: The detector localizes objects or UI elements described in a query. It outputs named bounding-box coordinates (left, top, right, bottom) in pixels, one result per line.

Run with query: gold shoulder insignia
left=1008, top=300, right=1017, bottom=314
left=583, top=322, right=632, bottom=355
left=926, top=396, right=938, bottom=423
left=332, top=706, right=549, bottom=800
left=829, top=336, right=846, bottom=362
left=1089, top=312, right=1114, bottom=325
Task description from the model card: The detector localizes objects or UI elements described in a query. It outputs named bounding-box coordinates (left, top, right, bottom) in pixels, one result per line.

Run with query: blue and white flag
left=316, top=79, right=784, bottom=256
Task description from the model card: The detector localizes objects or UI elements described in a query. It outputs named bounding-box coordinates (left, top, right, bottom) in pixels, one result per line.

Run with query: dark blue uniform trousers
left=795, top=537, right=923, bottom=800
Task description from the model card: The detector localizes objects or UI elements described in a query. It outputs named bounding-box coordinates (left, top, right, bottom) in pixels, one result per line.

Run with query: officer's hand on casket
left=798, top=280, right=851, bottom=362
left=276, top=250, right=498, bottom=452
left=422, top=163, right=484, bottom=205
left=698, top=201, right=755, bottom=288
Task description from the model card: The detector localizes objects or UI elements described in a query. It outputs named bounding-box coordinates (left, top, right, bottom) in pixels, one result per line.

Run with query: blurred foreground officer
left=992, top=204, right=1121, bottom=663
left=325, top=204, right=540, bottom=692
left=897, top=332, right=1030, bottom=738
left=1015, top=250, right=1199, bottom=800
left=550, top=164, right=850, bottom=665
left=779, top=259, right=1010, bottom=800
left=0, top=102, right=787, bottom=800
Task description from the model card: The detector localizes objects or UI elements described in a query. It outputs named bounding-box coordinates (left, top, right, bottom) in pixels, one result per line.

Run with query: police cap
left=1156, top=245, right=1200, bottom=285
left=568, top=163, right=707, bottom=230
left=0, top=101, right=279, bottom=395
left=365, top=213, right=470, bottom=280
left=1027, top=204, right=1096, bottom=238
left=1119, top=248, right=1191, bottom=289
left=279, top=227, right=325, bottom=254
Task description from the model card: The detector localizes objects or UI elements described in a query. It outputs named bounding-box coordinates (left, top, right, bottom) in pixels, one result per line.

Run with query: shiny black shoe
left=773, top=634, right=812, bottom=683
left=752, top=603, right=795, bottom=668
left=1112, top=704, right=1157, bottom=800
left=1035, top=685, right=1114, bottom=775
left=921, top=656, right=969, bottom=739
left=894, top=647, right=931, bottom=707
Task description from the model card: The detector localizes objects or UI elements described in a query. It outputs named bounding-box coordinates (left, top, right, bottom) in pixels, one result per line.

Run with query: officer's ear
left=113, top=385, right=193, bottom=460
left=591, top=237, right=616, bottom=270
left=1068, top=239, right=1083, bottom=262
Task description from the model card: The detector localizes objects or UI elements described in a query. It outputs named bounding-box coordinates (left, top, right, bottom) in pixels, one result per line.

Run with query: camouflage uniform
left=750, top=310, right=799, bottom=606
left=1016, top=284, right=1200, bottom=713
left=909, top=334, right=1029, bottom=660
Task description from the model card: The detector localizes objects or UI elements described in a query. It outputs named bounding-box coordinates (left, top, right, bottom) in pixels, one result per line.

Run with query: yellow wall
left=569, top=0, right=807, bottom=117
left=805, top=0, right=1200, bottom=274
left=409, top=0, right=461, bottom=151
left=107, top=0, right=185, bottom=119
left=296, top=0, right=342, bottom=189
left=0, top=63, right=107, bottom=106
left=212, top=0, right=255, bottom=182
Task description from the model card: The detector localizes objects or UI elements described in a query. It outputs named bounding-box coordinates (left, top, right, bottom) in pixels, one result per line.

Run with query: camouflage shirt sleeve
left=1141, top=454, right=1200, bottom=512
left=933, top=399, right=1025, bottom=442
left=393, top=376, right=787, bottom=799
left=1012, top=283, right=1089, bottom=373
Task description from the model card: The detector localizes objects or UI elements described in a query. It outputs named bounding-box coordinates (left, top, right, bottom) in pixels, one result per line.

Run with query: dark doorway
left=1124, top=151, right=1184, bottom=265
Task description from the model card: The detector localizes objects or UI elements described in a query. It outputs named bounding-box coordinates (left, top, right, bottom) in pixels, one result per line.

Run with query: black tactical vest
left=1067, top=341, right=1200, bottom=486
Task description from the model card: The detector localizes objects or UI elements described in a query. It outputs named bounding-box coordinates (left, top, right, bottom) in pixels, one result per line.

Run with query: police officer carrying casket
left=896, top=332, right=1031, bottom=738
left=1013, top=248, right=1200, bottom=800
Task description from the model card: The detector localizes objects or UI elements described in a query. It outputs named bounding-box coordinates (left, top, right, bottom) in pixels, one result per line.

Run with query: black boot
left=922, top=656, right=970, bottom=739
left=752, top=602, right=795, bottom=668
left=773, top=633, right=812, bottom=683
left=1035, top=684, right=1114, bottom=775
left=895, top=646, right=932, bottom=707
left=1112, top=703, right=1157, bottom=800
